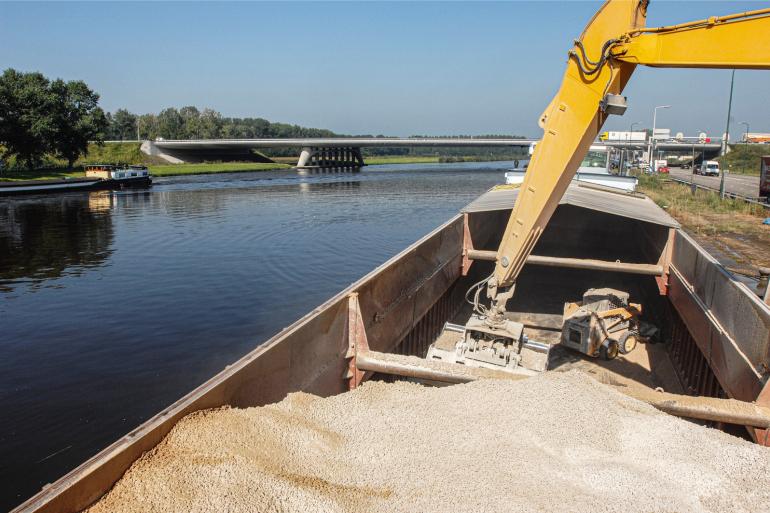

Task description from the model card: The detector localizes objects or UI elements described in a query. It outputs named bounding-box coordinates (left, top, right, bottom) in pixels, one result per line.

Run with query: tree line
left=105, top=106, right=340, bottom=141
left=116, top=109, right=526, bottom=144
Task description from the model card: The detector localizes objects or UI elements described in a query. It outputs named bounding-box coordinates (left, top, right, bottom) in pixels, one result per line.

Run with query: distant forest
left=107, top=106, right=527, bottom=158
left=106, top=107, right=338, bottom=141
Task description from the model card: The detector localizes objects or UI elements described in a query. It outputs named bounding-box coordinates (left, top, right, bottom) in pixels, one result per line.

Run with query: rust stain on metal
left=654, top=228, right=675, bottom=295
left=461, top=213, right=474, bottom=276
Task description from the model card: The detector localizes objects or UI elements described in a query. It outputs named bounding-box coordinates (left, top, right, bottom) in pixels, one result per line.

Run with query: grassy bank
left=716, top=144, right=769, bottom=176
left=637, top=174, right=770, bottom=268
left=79, top=142, right=149, bottom=165
left=0, top=168, right=85, bottom=181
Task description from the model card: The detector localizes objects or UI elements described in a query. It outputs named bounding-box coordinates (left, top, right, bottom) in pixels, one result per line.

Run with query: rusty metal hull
left=668, top=230, right=770, bottom=441
left=12, top=191, right=770, bottom=513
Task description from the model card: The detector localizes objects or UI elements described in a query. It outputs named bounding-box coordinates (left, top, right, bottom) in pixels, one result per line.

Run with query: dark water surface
left=0, top=162, right=506, bottom=510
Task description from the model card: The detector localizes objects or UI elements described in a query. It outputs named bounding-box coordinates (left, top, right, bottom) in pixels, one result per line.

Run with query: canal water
left=0, top=162, right=507, bottom=510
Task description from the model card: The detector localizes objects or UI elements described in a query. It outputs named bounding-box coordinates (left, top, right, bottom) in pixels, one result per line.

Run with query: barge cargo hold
left=12, top=183, right=770, bottom=513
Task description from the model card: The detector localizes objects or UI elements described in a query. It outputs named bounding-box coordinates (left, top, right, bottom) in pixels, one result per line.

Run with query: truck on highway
left=743, top=132, right=770, bottom=144
left=599, top=130, right=646, bottom=142
left=699, top=160, right=720, bottom=176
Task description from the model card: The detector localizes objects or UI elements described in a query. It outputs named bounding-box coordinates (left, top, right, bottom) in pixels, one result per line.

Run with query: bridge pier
left=296, top=146, right=365, bottom=169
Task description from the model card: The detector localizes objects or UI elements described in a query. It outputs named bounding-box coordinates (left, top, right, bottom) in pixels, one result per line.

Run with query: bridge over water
left=140, top=138, right=722, bottom=168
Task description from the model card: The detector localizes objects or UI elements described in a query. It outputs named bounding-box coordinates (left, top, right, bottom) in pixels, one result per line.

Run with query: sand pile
left=86, top=371, right=770, bottom=513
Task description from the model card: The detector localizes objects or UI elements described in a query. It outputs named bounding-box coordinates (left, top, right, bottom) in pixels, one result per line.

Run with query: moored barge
left=83, top=164, right=152, bottom=189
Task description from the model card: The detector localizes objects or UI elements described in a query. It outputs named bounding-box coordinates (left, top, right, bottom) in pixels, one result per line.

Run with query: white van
left=699, top=160, right=720, bottom=176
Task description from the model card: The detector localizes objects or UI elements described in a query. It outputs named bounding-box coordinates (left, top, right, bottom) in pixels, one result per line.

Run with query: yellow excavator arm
left=488, top=0, right=770, bottom=313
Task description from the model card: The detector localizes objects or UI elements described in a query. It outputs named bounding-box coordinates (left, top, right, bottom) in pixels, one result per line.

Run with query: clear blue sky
left=2, top=1, right=768, bottom=138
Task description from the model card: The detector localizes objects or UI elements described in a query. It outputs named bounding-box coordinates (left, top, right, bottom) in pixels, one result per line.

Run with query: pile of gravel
left=86, top=371, right=770, bottom=513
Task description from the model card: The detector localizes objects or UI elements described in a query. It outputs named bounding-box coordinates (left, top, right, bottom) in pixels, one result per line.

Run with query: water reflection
left=0, top=163, right=508, bottom=510
left=296, top=167, right=361, bottom=177
left=0, top=192, right=115, bottom=291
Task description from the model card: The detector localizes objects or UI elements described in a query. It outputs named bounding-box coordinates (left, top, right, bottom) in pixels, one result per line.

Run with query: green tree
left=104, top=111, right=115, bottom=139
left=137, top=113, right=158, bottom=140
left=157, top=108, right=184, bottom=139
left=198, top=108, right=222, bottom=139
left=111, top=109, right=137, bottom=140
left=179, top=106, right=200, bottom=139
left=0, top=69, right=56, bottom=169
left=49, top=79, right=108, bottom=169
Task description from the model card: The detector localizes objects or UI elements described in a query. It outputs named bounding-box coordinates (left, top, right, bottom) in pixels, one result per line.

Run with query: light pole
left=740, top=121, right=750, bottom=144
left=649, top=105, right=671, bottom=172
left=720, top=70, right=735, bottom=199
left=691, top=128, right=701, bottom=175
left=624, top=122, right=642, bottom=174
left=689, top=129, right=702, bottom=194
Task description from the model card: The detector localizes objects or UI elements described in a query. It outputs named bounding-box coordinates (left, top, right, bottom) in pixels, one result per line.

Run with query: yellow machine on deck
left=562, top=288, right=642, bottom=360
left=429, top=0, right=770, bottom=375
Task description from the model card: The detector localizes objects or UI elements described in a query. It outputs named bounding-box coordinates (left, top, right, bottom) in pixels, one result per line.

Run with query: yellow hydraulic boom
left=485, top=0, right=770, bottom=318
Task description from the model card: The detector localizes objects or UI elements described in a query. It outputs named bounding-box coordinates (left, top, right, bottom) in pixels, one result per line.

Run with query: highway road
left=668, top=167, right=762, bottom=199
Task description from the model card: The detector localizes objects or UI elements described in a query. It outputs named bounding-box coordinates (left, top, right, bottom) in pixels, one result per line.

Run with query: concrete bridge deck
left=140, top=138, right=723, bottom=168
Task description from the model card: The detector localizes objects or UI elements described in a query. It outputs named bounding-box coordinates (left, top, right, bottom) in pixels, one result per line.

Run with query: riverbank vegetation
left=637, top=174, right=770, bottom=268
left=0, top=142, right=161, bottom=179
left=0, top=144, right=517, bottom=181
left=0, top=69, right=107, bottom=169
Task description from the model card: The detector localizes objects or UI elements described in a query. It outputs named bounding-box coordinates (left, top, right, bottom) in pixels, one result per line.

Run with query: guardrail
left=668, top=176, right=770, bottom=209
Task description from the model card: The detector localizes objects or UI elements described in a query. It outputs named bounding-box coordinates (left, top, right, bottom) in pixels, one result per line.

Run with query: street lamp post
left=649, top=105, right=671, bottom=172
left=720, top=70, right=735, bottom=199
left=691, top=128, right=701, bottom=175
left=690, top=129, right=702, bottom=194
left=628, top=122, right=642, bottom=174
left=740, top=121, right=750, bottom=144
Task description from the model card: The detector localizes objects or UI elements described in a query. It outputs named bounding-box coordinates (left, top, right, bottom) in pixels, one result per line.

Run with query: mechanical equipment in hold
left=348, top=0, right=770, bottom=383
left=561, top=288, right=641, bottom=360
left=449, top=0, right=770, bottom=376
left=426, top=317, right=551, bottom=376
